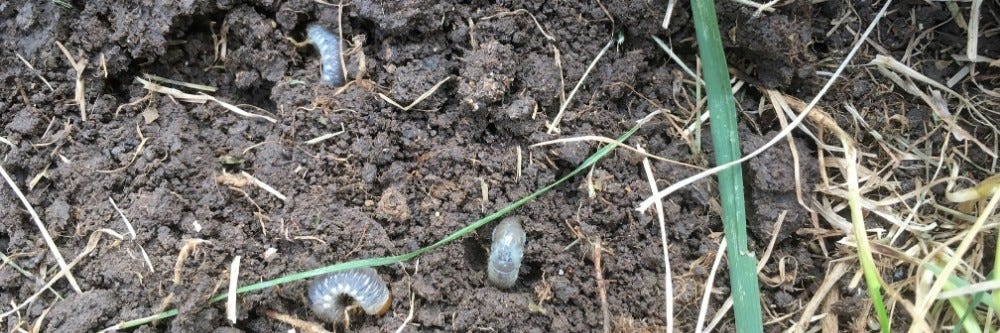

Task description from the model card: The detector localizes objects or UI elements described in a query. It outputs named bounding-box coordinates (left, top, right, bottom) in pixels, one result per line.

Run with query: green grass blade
left=110, top=122, right=642, bottom=331
left=948, top=268, right=989, bottom=333
left=689, top=0, right=764, bottom=331
left=994, top=222, right=1000, bottom=330
left=952, top=283, right=987, bottom=333
left=844, top=144, right=890, bottom=332
left=925, top=263, right=997, bottom=309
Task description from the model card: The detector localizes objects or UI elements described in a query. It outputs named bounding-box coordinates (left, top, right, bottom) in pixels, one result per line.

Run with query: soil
left=1, top=0, right=997, bottom=332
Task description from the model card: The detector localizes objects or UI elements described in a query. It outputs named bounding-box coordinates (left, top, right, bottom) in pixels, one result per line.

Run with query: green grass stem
left=689, top=0, right=764, bottom=331
left=845, top=145, right=890, bottom=332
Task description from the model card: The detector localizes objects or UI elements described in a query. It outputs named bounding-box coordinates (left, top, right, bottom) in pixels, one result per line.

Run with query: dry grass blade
left=142, top=73, right=217, bottom=92
left=378, top=76, right=451, bottom=111
left=108, top=197, right=154, bottom=272
left=394, top=260, right=419, bottom=333
left=756, top=211, right=787, bottom=278
left=516, top=146, right=523, bottom=181
left=0, top=136, right=15, bottom=149
left=304, top=123, right=346, bottom=145
left=592, top=239, right=610, bottom=333
left=0, top=164, right=82, bottom=294
left=55, top=41, right=87, bottom=121
left=870, top=55, right=997, bottom=158
left=201, top=94, right=277, bottom=123
left=547, top=36, right=616, bottom=134
left=967, top=0, right=982, bottom=62
left=134, top=77, right=277, bottom=123
left=0, top=251, right=63, bottom=301
left=109, top=197, right=137, bottom=239
left=135, top=77, right=211, bottom=103
left=100, top=53, right=108, bottom=78
left=266, top=311, right=332, bottom=333
left=172, top=239, right=209, bottom=285
left=638, top=144, right=674, bottom=332
left=695, top=238, right=726, bottom=333
left=29, top=307, right=51, bottom=333
left=393, top=290, right=417, bottom=333
left=239, top=171, right=288, bottom=202
left=97, top=125, right=149, bottom=174
left=113, top=93, right=152, bottom=117
left=651, top=36, right=704, bottom=86
left=14, top=52, right=54, bottom=91
left=532, top=135, right=704, bottom=170
left=0, top=252, right=33, bottom=279
left=139, top=246, right=155, bottom=273
left=661, top=0, right=678, bottom=30
left=482, top=9, right=555, bottom=41
left=789, top=262, right=849, bottom=333
left=227, top=256, right=241, bottom=324
left=728, top=0, right=776, bottom=13
left=765, top=90, right=812, bottom=213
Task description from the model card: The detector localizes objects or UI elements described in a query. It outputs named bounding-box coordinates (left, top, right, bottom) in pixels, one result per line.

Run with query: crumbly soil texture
left=0, top=1, right=997, bottom=332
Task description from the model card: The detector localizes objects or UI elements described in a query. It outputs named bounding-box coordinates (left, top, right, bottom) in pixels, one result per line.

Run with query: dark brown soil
left=1, top=0, right=997, bottom=332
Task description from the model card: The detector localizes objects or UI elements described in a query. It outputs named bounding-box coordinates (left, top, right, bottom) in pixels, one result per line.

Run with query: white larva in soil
left=308, top=268, right=392, bottom=323
left=306, top=24, right=345, bottom=86
left=488, top=216, right=527, bottom=288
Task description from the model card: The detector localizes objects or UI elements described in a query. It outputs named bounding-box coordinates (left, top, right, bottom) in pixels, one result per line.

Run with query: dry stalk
left=393, top=259, right=420, bottom=333
left=592, top=238, right=610, bottom=333
left=266, top=311, right=332, bottom=333
left=226, top=255, right=241, bottom=324
left=547, top=37, right=615, bottom=134
left=638, top=144, right=674, bottom=332
left=240, top=171, right=288, bottom=202
left=532, top=135, right=703, bottom=170
left=789, top=262, right=849, bottom=333
left=481, top=9, right=556, bottom=41
left=135, top=77, right=276, bottom=123
left=377, top=76, right=451, bottom=111
left=0, top=164, right=82, bottom=293
left=55, top=41, right=87, bottom=121
left=14, top=52, right=54, bottom=91
left=696, top=238, right=726, bottom=333
left=304, top=123, right=346, bottom=145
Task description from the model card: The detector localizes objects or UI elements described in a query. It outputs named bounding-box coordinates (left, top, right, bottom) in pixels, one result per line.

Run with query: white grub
left=488, top=216, right=526, bottom=288
left=306, top=24, right=345, bottom=86
left=309, top=268, right=391, bottom=323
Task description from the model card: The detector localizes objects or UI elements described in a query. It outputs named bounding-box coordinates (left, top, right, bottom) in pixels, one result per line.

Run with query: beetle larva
left=308, top=268, right=391, bottom=323
left=305, top=24, right=345, bottom=86
left=488, top=216, right=526, bottom=288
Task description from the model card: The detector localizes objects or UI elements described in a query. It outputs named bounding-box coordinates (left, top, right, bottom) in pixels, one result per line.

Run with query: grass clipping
left=134, top=77, right=276, bottom=123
